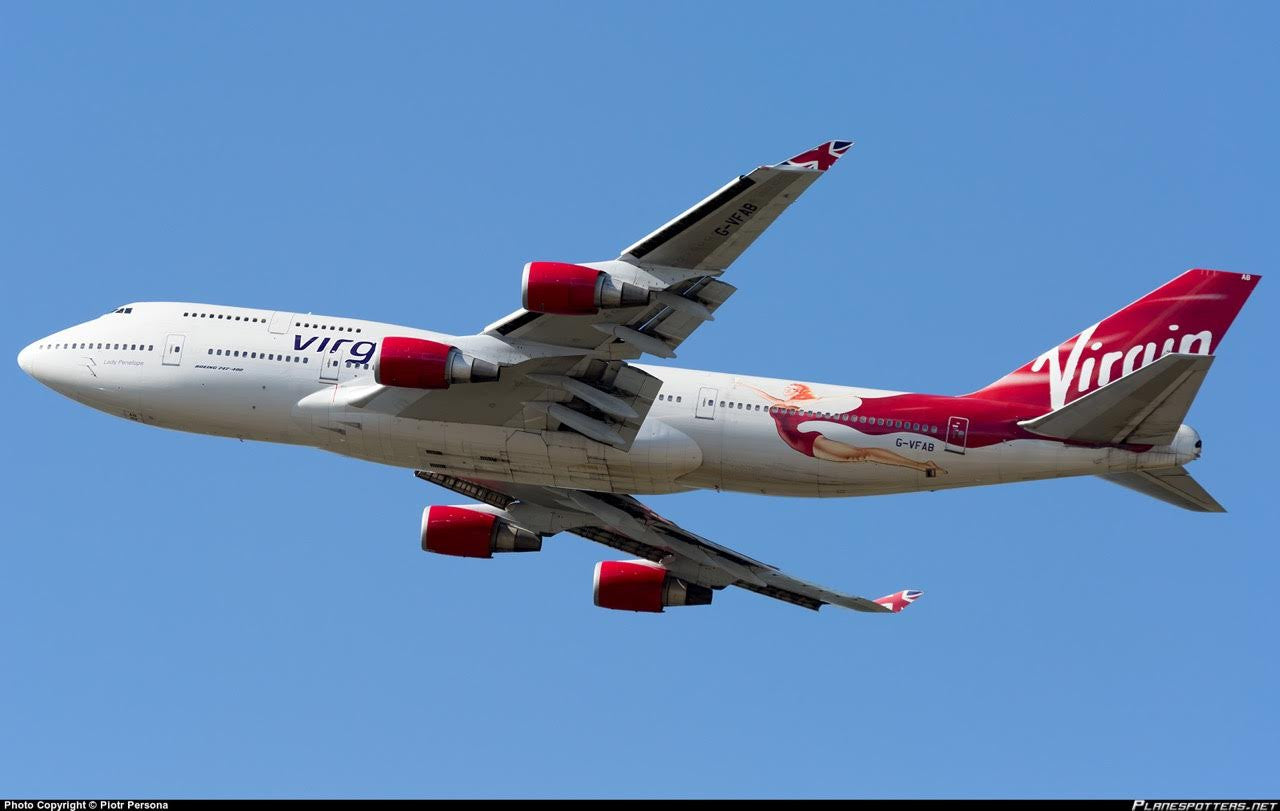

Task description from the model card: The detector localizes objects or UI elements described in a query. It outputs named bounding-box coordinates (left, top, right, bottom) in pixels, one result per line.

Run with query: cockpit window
left=108, top=306, right=134, bottom=315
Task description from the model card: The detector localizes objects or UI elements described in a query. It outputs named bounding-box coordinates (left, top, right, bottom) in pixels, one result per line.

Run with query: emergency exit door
left=319, top=354, right=341, bottom=382
left=945, top=416, right=969, bottom=454
left=695, top=387, right=718, bottom=419
left=268, top=311, right=295, bottom=334
left=162, top=334, right=186, bottom=367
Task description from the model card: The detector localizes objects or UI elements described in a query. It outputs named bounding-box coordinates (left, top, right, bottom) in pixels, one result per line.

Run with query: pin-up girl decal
left=744, top=383, right=946, bottom=477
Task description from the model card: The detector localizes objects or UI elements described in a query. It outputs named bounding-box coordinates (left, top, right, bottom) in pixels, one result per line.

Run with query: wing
left=416, top=470, right=921, bottom=614
left=484, top=140, right=854, bottom=354
left=620, top=139, right=854, bottom=272
left=353, top=141, right=856, bottom=452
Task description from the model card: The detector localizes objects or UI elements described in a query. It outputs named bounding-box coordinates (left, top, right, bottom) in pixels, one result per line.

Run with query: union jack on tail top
left=779, top=140, right=854, bottom=171
left=875, top=590, right=925, bottom=613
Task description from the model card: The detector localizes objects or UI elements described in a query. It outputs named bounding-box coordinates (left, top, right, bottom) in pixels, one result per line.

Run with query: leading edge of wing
left=618, top=139, right=855, bottom=271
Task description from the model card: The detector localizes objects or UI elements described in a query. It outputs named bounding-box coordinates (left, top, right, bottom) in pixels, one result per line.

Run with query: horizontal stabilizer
left=1101, top=466, right=1226, bottom=512
left=1019, top=353, right=1213, bottom=445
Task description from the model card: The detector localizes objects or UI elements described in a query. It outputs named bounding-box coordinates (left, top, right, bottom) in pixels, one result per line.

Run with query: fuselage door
left=162, top=334, right=186, bottom=367
left=319, top=353, right=340, bottom=382
left=945, top=416, right=969, bottom=454
left=695, top=387, right=718, bottom=420
left=268, top=312, right=295, bottom=335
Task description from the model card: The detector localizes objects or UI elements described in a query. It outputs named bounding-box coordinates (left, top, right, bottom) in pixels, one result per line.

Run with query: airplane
left=16, top=140, right=1261, bottom=615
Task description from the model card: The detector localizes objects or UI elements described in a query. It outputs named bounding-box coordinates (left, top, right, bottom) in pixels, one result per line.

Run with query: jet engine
left=521, top=262, right=650, bottom=315
left=592, top=560, right=713, bottom=612
left=420, top=506, right=542, bottom=558
left=376, top=337, right=499, bottom=389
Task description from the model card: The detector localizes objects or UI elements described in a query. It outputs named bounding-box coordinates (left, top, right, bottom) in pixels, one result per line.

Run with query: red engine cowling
left=420, top=506, right=541, bottom=558
left=376, top=337, right=499, bottom=389
left=592, top=560, right=713, bottom=612
left=522, top=262, right=650, bottom=315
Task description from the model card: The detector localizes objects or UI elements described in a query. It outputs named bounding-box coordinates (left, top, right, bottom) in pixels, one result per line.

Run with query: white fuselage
left=18, top=302, right=1199, bottom=498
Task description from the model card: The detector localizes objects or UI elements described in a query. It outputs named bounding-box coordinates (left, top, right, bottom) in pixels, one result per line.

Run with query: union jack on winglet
left=873, top=589, right=924, bottom=613
left=778, top=140, right=854, bottom=171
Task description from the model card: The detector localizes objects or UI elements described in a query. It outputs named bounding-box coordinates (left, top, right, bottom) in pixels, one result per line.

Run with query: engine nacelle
left=376, top=337, right=499, bottom=389
left=522, top=262, right=650, bottom=315
left=420, top=506, right=542, bottom=558
left=592, top=560, right=713, bottom=612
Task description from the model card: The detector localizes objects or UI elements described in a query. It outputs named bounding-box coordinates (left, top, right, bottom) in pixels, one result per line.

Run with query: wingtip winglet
left=873, top=589, right=924, bottom=613
left=777, top=140, right=855, bottom=171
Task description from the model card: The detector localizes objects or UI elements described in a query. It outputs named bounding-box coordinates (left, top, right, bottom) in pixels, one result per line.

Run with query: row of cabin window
left=40, top=341, right=153, bottom=351
left=706, top=396, right=942, bottom=434
left=770, top=406, right=940, bottom=433
left=184, top=311, right=268, bottom=323
left=209, top=348, right=308, bottom=363
left=656, top=394, right=683, bottom=403
left=296, top=321, right=361, bottom=333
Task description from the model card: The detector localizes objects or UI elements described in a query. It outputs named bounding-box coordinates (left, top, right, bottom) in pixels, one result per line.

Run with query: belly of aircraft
left=313, top=410, right=705, bottom=495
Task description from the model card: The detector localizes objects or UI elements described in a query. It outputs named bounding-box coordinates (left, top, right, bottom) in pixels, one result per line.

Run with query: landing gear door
left=945, top=416, right=969, bottom=454
left=695, top=387, right=718, bottom=419
left=162, top=334, right=186, bottom=367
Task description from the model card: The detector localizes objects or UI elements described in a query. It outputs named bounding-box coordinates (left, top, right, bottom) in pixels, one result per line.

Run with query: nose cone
left=17, top=341, right=36, bottom=377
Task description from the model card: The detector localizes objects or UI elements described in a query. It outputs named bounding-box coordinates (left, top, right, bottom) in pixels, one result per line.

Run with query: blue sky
left=2, top=1, right=1275, bottom=798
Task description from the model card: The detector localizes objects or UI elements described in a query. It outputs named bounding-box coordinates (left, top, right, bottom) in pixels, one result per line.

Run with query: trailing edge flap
left=1101, top=466, right=1226, bottom=513
left=1018, top=353, right=1214, bottom=445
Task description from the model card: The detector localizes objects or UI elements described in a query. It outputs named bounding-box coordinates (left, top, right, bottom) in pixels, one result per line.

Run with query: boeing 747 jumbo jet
left=17, top=141, right=1261, bottom=614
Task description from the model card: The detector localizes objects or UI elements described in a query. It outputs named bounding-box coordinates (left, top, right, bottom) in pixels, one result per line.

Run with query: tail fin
left=972, top=269, right=1260, bottom=413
